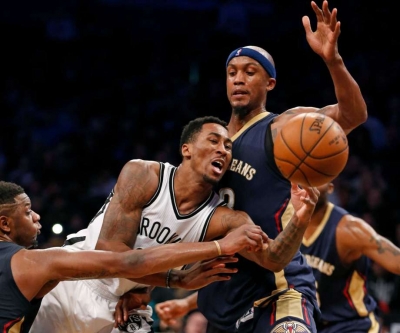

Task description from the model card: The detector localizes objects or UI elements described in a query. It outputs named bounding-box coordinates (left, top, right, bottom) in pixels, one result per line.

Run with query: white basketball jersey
left=64, top=162, right=225, bottom=297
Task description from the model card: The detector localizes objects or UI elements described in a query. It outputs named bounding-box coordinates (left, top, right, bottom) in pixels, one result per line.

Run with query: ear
left=181, top=143, right=191, bottom=158
left=0, top=215, right=11, bottom=233
left=327, top=183, right=334, bottom=194
left=267, top=78, right=276, bottom=92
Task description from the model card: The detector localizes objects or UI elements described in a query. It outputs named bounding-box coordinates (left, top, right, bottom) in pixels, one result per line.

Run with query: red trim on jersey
left=4, top=317, right=22, bottom=333
left=270, top=300, right=276, bottom=325
left=343, top=276, right=355, bottom=309
left=302, top=297, right=311, bottom=324
left=274, top=198, right=289, bottom=233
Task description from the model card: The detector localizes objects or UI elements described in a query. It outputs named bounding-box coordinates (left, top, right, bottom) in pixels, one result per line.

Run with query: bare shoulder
left=336, top=214, right=377, bottom=246
left=115, top=159, right=161, bottom=203
left=120, top=159, right=161, bottom=179
left=11, top=248, right=51, bottom=299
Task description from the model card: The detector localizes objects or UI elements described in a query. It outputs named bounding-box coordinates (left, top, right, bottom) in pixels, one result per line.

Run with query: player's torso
left=66, top=162, right=223, bottom=296
left=301, top=203, right=377, bottom=323
left=198, top=112, right=317, bottom=330
left=0, top=242, right=38, bottom=333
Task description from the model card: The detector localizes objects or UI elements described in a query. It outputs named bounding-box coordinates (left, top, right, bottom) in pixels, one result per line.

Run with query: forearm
left=326, top=56, right=367, bottom=130
left=181, top=292, right=199, bottom=311
left=120, top=241, right=221, bottom=278
left=268, top=215, right=306, bottom=267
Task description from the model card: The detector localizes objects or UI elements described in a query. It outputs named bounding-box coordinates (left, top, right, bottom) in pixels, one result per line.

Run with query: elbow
left=267, top=262, right=287, bottom=273
left=358, top=106, right=368, bottom=125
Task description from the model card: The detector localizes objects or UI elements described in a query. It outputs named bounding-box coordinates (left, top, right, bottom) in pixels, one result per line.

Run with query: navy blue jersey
left=301, top=203, right=378, bottom=325
left=0, top=241, right=42, bottom=333
left=198, top=112, right=318, bottom=331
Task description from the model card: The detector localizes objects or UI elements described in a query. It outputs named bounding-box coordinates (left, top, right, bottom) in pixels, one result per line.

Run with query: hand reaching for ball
left=290, top=183, right=320, bottom=224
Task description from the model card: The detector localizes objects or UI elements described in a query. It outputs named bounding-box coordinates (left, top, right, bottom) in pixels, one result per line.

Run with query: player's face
left=226, top=56, right=272, bottom=117
left=9, top=194, right=42, bottom=248
left=190, top=123, right=232, bottom=185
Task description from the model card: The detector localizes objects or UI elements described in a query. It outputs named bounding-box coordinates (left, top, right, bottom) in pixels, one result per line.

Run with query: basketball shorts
left=316, top=311, right=380, bottom=333
left=235, top=289, right=318, bottom=333
left=29, top=279, right=154, bottom=333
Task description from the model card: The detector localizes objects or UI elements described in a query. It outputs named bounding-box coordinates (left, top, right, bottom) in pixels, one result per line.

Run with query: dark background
left=1, top=0, right=400, bottom=327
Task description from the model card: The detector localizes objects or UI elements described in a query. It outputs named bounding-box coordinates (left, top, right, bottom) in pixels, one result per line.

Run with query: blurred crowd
left=2, top=0, right=400, bottom=330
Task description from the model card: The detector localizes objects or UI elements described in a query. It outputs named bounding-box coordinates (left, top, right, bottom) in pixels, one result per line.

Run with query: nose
left=233, top=70, right=245, bottom=85
left=33, top=211, right=42, bottom=229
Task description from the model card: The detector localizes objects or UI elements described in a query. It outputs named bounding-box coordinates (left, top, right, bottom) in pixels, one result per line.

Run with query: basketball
left=273, top=113, right=349, bottom=187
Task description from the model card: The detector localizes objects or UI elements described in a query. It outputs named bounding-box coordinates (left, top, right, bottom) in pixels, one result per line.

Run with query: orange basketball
left=273, top=113, right=349, bottom=187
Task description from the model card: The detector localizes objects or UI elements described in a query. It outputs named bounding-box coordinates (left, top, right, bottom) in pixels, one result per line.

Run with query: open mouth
left=212, top=160, right=223, bottom=171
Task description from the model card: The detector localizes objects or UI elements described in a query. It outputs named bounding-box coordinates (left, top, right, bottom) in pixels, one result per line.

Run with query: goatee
left=233, top=105, right=251, bottom=118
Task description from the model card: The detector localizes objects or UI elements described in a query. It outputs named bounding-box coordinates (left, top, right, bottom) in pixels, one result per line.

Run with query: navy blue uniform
left=198, top=113, right=319, bottom=333
left=0, top=241, right=42, bottom=333
left=301, top=203, right=380, bottom=333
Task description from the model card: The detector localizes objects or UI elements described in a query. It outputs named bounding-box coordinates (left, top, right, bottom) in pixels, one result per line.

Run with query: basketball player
left=0, top=180, right=266, bottom=333
left=29, top=116, right=318, bottom=333
left=156, top=1, right=368, bottom=332
left=301, top=182, right=400, bottom=332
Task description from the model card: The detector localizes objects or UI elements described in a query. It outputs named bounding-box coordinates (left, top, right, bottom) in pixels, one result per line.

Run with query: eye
left=228, top=71, right=236, bottom=77
left=210, top=139, right=218, bottom=144
left=246, top=71, right=255, bottom=76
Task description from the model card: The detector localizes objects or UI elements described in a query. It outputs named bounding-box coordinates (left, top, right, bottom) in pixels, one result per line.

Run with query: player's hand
left=290, top=183, right=319, bottom=224
left=177, top=256, right=240, bottom=290
left=302, top=0, right=341, bottom=63
left=155, top=298, right=190, bottom=327
left=219, top=224, right=269, bottom=255
left=114, top=287, right=152, bottom=328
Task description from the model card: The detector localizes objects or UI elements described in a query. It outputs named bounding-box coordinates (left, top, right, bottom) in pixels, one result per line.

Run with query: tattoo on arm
left=268, top=218, right=305, bottom=264
left=370, top=236, right=400, bottom=256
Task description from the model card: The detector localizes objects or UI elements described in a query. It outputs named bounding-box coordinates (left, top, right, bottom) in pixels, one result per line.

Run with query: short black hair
left=179, top=116, right=228, bottom=157
left=0, top=181, right=25, bottom=205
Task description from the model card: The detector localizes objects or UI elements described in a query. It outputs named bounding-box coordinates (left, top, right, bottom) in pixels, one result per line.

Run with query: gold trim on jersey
left=302, top=202, right=334, bottom=247
left=281, top=200, right=294, bottom=230
left=349, top=270, right=369, bottom=317
left=367, top=311, right=380, bottom=333
left=254, top=289, right=305, bottom=321
left=230, top=112, right=270, bottom=142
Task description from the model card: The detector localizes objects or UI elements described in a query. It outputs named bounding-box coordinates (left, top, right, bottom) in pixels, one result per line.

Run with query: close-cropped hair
left=0, top=181, right=25, bottom=213
left=179, top=116, right=228, bottom=156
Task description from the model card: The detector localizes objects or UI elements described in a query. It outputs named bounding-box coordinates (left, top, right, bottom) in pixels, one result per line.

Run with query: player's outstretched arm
left=337, top=215, right=400, bottom=274
left=155, top=292, right=199, bottom=327
left=302, top=0, right=367, bottom=133
left=13, top=223, right=266, bottom=301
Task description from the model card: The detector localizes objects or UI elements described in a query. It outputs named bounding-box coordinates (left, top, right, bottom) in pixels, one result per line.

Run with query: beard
left=232, top=105, right=252, bottom=118
left=27, top=239, right=39, bottom=249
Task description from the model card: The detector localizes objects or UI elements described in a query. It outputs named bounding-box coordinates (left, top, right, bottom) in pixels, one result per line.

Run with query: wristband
left=214, top=240, right=222, bottom=256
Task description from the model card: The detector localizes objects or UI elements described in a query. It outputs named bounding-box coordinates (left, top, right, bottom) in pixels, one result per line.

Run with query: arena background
left=1, top=0, right=400, bottom=330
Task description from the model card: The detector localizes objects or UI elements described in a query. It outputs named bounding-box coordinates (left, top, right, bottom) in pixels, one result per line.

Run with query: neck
left=173, top=165, right=214, bottom=214
left=0, top=235, right=11, bottom=243
left=310, top=202, right=329, bottom=227
left=228, top=107, right=267, bottom=135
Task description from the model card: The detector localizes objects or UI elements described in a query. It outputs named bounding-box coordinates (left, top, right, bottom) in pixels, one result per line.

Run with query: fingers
left=201, top=256, right=239, bottom=269
left=302, top=15, right=312, bottom=33
left=311, top=1, right=323, bottom=21
left=303, top=186, right=320, bottom=203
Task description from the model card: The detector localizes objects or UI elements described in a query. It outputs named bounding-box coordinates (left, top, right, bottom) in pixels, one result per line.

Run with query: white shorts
left=30, top=280, right=154, bottom=333
left=29, top=280, right=118, bottom=333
